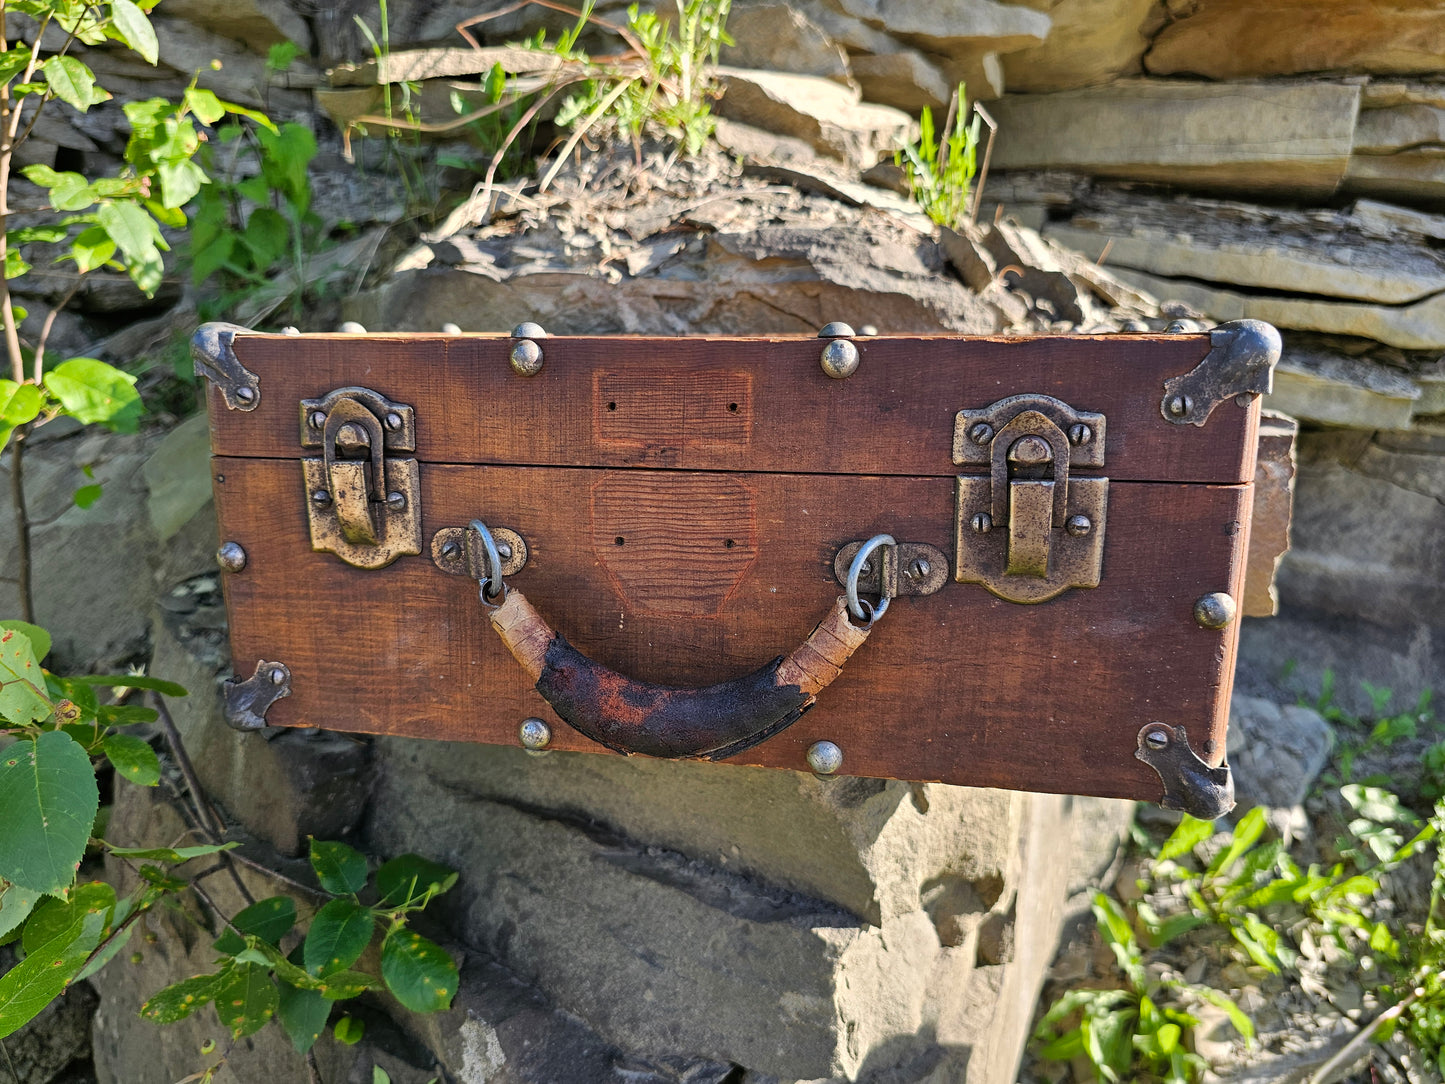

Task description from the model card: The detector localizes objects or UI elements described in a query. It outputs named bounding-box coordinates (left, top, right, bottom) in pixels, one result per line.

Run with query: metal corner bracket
left=1135, top=722, right=1235, bottom=820
left=1160, top=319, right=1281, bottom=427
left=223, top=660, right=291, bottom=731
left=192, top=322, right=260, bottom=411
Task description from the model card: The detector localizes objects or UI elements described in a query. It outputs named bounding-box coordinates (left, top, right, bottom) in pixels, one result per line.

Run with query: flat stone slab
left=988, top=80, right=1361, bottom=196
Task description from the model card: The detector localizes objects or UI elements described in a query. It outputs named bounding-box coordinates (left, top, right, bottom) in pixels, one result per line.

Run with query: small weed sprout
left=895, top=83, right=982, bottom=231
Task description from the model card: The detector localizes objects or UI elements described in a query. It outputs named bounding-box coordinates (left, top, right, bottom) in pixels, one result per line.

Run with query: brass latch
left=300, top=387, right=422, bottom=569
left=953, top=394, right=1107, bottom=604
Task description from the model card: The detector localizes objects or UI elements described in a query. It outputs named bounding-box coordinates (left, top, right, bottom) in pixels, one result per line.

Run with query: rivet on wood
left=235, top=386, right=256, bottom=404
left=216, top=542, right=247, bottom=573
left=1193, top=592, right=1236, bottom=629
left=807, top=740, right=844, bottom=775
left=1068, top=423, right=1092, bottom=445
left=384, top=412, right=403, bottom=431
left=820, top=339, right=859, bottom=379
left=1065, top=515, right=1091, bottom=537
left=311, top=489, right=332, bottom=505
left=519, top=717, right=552, bottom=750
left=969, top=422, right=994, bottom=445
left=308, top=410, right=327, bottom=429
left=1167, top=394, right=1192, bottom=417
left=971, top=512, right=992, bottom=534
left=511, top=339, right=544, bottom=376
left=817, top=321, right=855, bottom=338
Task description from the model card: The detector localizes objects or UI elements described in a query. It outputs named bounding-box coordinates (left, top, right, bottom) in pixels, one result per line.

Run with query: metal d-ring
left=846, top=533, right=896, bottom=624
left=469, top=519, right=507, bottom=603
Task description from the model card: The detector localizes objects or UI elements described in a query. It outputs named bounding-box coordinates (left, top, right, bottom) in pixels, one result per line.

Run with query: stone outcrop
left=999, top=0, right=1159, bottom=92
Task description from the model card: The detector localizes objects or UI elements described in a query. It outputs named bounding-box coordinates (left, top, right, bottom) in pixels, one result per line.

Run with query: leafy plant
left=141, top=839, right=459, bottom=1051
left=0, top=0, right=270, bottom=623
left=1033, top=893, right=1253, bottom=1083
left=895, top=82, right=982, bottom=232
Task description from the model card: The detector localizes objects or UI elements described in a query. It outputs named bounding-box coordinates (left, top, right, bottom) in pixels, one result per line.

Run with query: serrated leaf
left=102, top=734, right=160, bottom=786
left=278, top=981, right=330, bottom=1054
left=0, top=622, right=49, bottom=664
left=310, top=839, right=367, bottom=896
left=44, top=358, right=141, bottom=430
left=380, top=928, right=457, bottom=1013
left=213, top=964, right=278, bottom=1038
left=214, top=895, right=295, bottom=955
left=41, top=56, right=108, bottom=112
left=96, top=705, right=159, bottom=727
left=303, top=899, right=373, bottom=978
left=0, top=626, right=51, bottom=724
left=73, top=673, right=187, bottom=697
left=109, top=0, right=158, bottom=64
left=0, top=905, right=105, bottom=1038
left=110, top=842, right=238, bottom=863
left=316, top=970, right=378, bottom=1000
left=375, top=855, right=457, bottom=909
left=0, top=731, right=97, bottom=894
left=23, top=882, right=115, bottom=955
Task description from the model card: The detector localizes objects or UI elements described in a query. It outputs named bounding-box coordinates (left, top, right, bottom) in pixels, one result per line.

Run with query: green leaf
left=0, top=626, right=52, bottom=725
left=0, top=904, right=105, bottom=1038
left=1208, top=805, right=1267, bottom=877
left=303, top=898, right=373, bottom=977
left=267, top=42, right=301, bottom=73
left=0, top=883, right=41, bottom=941
left=375, top=855, right=458, bottom=909
left=374, top=1069, right=392, bottom=1084
left=102, top=734, right=160, bottom=786
left=94, top=201, right=164, bottom=295
left=380, top=928, right=457, bottom=1013
left=0, top=622, right=49, bottom=664
left=0, top=731, right=97, bottom=894
left=22, top=883, right=115, bottom=954
left=158, top=159, right=207, bottom=209
left=1193, top=985, right=1255, bottom=1042
left=109, top=0, right=159, bottom=65
left=41, top=56, right=109, bottom=113
left=70, top=225, right=117, bottom=273
left=96, top=705, right=159, bottom=726
left=109, top=842, right=238, bottom=863
left=310, top=839, right=368, bottom=896
left=44, top=358, right=142, bottom=431
left=213, top=965, right=278, bottom=1038
left=214, top=895, right=295, bottom=955
left=141, top=970, right=232, bottom=1024
left=333, top=1015, right=364, bottom=1044
left=73, top=483, right=103, bottom=509
left=184, top=87, right=227, bottom=125
left=278, top=981, right=330, bottom=1054
left=1158, top=814, right=1216, bottom=862
left=316, top=970, right=377, bottom=1000
left=72, top=673, right=188, bottom=697
left=0, top=381, right=43, bottom=452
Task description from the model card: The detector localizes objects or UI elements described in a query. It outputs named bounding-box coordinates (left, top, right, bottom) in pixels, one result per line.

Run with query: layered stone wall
left=4, top=1, right=1443, bottom=1082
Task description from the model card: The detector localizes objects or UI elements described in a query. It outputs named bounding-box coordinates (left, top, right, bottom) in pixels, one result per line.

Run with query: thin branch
left=0, top=1038, right=19, bottom=1084
left=538, top=76, right=634, bottom=193
left=225, top=850, right=326, bottom=903
left=1308, top=984, right=1424, bottom=1084
left=31, top=276, right=83, bottom=382
left=8, top=432, right=32, bottom=622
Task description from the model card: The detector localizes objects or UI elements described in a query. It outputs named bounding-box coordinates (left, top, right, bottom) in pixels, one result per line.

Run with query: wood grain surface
left=208, top=333, right=1258, bottom=485
left=213, top=458, right=1252, bottom=802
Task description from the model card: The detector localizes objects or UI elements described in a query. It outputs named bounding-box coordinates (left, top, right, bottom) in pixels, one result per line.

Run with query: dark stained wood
left=213, top=458, right=1251, bottom=803
left=208, top=333, right=1258, bottom=485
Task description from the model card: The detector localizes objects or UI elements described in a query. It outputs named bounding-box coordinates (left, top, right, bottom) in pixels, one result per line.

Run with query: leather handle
left=487, top=591, right=873, bottom=760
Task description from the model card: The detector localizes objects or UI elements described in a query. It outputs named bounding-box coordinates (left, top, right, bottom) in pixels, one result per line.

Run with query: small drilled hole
left=727, top=402, right=738, bottom=412
left=724, top=538, right=735, bottom=548
left=615, top=536, right=625, bottom=546
left=607, top=401, right=616, bottom=411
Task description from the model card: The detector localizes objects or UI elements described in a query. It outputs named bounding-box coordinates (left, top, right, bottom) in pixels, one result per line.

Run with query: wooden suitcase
left=195, top=320, right=1281, bottom=818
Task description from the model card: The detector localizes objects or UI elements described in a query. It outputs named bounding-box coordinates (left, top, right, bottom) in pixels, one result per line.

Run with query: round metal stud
left=1009, top=435, right=1053, bottom=465
left=308, top=410, right=327, bottom=429
left=817, top=321, right=856, bottom=338
left=235, top=386, right=256, bottom=405
left=510, top=339, right=544, bottom=376
left=440, top=540, right=461, bottom=560
left=1068, top=423, right=1092, bottom=446
left=859, top=324, right=878, bottom=337
left=269, top=667, right=287, bottom=686
left=969, top=422, right=994, bottom=446
left=386, top=491, right=406, bottom=510
left=281, top=326, right=300, bottom=336
left=1193, top=592, right=1237, bottom=630
left=311, top=489, right=332, bottom=505
left=384, top=412, right=403, bottom=431
left=441, top=323, right=462, bottom=335
left=904, top=557, right=931, bottom=584
left=216, top=542, right=247, bottom=573
left=519, top=717, right=552, bottom=750
left=1143, top=726, right=1170, bottom=749
left=806, top=740, right=844, bottom=775
left=820, top=339, right=860, bottom=379
left=1167, top=394, right=1192, bottom=418
left=512, top=322, right=547, bottom=339
left=1065, top=515, right=1091, bottom=537
left=971, top=512, right=992, bottom=534
left=339, top=321, right=366, bottom=334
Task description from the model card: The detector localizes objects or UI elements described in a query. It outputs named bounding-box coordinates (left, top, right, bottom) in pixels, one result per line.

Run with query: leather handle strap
left=488, top=591, right=872, bottom=760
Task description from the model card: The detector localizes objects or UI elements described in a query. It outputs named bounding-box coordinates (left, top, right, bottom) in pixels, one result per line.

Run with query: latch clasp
left=953, top=394, right=1107, bottom=604
left=301, top=387, right=422, bottom=569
